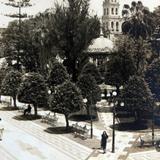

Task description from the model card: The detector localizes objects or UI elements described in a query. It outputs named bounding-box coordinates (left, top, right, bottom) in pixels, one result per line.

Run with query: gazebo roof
left=87, top=32, right=114, bottom=53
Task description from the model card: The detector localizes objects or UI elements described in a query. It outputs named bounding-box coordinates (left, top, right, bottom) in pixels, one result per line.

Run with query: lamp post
left=84, top=98, right=93, bottom=139
left=111, top=91, right=117, bottom=153
left=152, top=103, right=154, bottom=146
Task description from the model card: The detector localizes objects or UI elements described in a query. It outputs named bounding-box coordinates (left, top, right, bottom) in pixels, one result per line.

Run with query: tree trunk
left=64, top=114, right=69, bottom=130
left=86, top=102, right=90, bottom=116
left=13, top=96, right=17, bottom=108
left=33, top=104, right=37, bottom=116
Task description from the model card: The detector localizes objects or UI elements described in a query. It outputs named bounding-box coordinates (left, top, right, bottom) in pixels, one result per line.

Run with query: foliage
left=153, top=6, right=160, bottom=27
left=47, top=61, right=69, bottom=92
left=105, top=36, right=136, bottom=88
left=145, top=58, right=160, bottom=100
left=1, top=0, right=33, bottom=70
left=80, top=62, right=102, bottom=84
left=77, top=74, right=101, bottom=114
left=45, top=0, right=100, bottom=81
left=2, top=20, right=41, bottom=72
left=49, top=80, right=83, bottom=129
left=122, top=1, right=155, bottom=39
left=1, top=69, right=22, bottom=107
left=121, top=76, right=153, bottom=121
left=17, top=72, right=48, bottom=115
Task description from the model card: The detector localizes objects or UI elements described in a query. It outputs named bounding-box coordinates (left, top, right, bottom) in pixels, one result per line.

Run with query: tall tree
left=122, top=1, right=155, bottom=39
left=153, top=6, right=160, bottom=27
left=77, top=74, right=101, bottom=115
left=49, top=81, right=83, bottom=130
left=80, top=62, right=102, bottom=84
left=46, top=0, right=100, bottom=82
left=47, top=61, right=69, bottom=93
left=0, top=59, right=8, bottom=102
left=2, top=17, right=43, bottom=73
left=121, top=76, right=153, bottom=121
left=17, top=72, right=48, bottom=116
left=1, top=0, right=33, bottom=70
left=105, top=35, right=136, bottom=94
left=145, top=58, right=160, bottom=101
left=1, top=69, right=22, bottom=108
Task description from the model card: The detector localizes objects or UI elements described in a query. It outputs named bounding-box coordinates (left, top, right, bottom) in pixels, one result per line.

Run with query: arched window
left=111, top=22, right=114, bottom=31
left=116, top=22, right=119, bottom=31
left=116, top=8, right=118, bottom=15
left=104, top=9, right=106, bottom=15
left=111, top=8, right=114, bottom=14
left=107, top=8, right=109, bottom=15
left=106, top=22, right=109, bottom=29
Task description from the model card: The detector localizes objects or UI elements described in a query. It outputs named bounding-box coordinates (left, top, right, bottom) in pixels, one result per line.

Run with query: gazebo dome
left=87, top=33, right=114, bottom=53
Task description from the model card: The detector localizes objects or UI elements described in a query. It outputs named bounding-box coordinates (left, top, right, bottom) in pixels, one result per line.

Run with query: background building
left=102, top=0, right=123, bottom=40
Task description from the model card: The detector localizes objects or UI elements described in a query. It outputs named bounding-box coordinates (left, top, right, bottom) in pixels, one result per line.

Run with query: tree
left=17, top=72, right=48, bottom=116
left=46, top=0, right=100, bottom=82
left=121, top=76, right=153, bottom=121
left=1, top=69, right=22, bottom=108
left=145, top=58, right=160, bottom=101
left=80, top=62, right=102, bottom=84
left=153, top=6, right=160, bottom=27
left=122, top=1, right=155, bottom=39
left=105, top=36, right=136, bottom=94
left=49, top=81, right=83, bottom=130
left=1, top=0, right=33, bottom=70
left=47, top=61, right=69, bottom=92
left=77, top=74, right=101, bottom=115
left=2, top=19, right=41, bottom=73
left=0, top=59, right=8, bottom=102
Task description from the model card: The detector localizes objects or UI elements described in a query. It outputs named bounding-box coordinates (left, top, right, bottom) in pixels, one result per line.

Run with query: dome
left=87, top=33, right=114, bottom=53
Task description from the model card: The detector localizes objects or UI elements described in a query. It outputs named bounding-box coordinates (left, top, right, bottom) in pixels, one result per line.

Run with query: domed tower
left=102, top=0, right=122, bottom=40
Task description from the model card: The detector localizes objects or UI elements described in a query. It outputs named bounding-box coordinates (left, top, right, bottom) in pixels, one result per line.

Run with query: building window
left=111, top=22, right=114, bottom=31
left=116, top=8, right=118, bottom=15
left=104, top=9, right=106, bottom=15
left=111, top=8, right=114, bottom=15
left=106, top=22, right=109, bottom=29
left=116, top=22, right=119, bottom=31
left=107, top=8, right=109, bottom=15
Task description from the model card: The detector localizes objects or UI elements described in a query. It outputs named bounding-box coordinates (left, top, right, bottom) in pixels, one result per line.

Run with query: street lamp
left=111, top=91, right=117, bottom=153
left=83, top=98, right=93, bottom=139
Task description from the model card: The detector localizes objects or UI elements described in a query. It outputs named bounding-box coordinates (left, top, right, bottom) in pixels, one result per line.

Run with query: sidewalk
left=0, top=97, right=142, bottom=160
left=0, top=108, right=92, bottom=160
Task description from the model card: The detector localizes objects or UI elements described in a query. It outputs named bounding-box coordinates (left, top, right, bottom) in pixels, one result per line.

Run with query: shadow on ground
left=13, top=114, right=41, bottom=121
left=44, top=126, right=73, bottom=134
left=69, top=114, right=97, bottom=122
left=0, top=106, right=19, bottom=111
left=110, top=121, right=148, bottom=131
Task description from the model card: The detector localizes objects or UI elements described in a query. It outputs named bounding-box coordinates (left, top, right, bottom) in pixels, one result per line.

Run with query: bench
left=41, top=112, right=58, bottom=126
left=140, top=134, right=160, bottom=147
left=72, top=123, right=89, bottom=140
left=18, top=105, right=26, bottom=113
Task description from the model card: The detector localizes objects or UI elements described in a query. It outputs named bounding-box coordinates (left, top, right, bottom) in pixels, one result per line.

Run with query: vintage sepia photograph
left=0, top=0, right=160, bottom=159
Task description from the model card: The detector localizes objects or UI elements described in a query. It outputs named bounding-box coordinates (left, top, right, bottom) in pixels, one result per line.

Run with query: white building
left=102, top=0, right=123, bottom=40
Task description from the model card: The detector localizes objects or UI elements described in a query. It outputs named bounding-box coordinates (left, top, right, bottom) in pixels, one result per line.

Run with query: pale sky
left=0, top=0, right=159, bottom=28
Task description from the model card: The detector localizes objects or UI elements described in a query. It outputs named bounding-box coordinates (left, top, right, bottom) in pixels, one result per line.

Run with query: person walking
left=0, top=118, right=4, bottom=141
left=101, top=131, right=108, bottom=153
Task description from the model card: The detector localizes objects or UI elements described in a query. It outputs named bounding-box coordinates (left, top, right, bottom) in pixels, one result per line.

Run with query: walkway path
left=0, top=108, right=92, bottom=160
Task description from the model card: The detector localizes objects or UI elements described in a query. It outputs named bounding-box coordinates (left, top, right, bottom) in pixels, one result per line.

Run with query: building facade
left=102, top=0, right=123, bottom=40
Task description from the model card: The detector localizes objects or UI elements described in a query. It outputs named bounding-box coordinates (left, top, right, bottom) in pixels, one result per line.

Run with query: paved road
left=0, top=110, right=93, bottom=160
left=127, top=150, right=160, bottom=160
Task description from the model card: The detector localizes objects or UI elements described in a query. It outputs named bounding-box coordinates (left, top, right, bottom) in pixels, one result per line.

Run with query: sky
left=0, top=0, right=159, bottom=28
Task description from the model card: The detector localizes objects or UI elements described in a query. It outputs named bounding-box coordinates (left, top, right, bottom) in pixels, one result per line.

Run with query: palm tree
left=122, top=1, right=155, bottom=39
